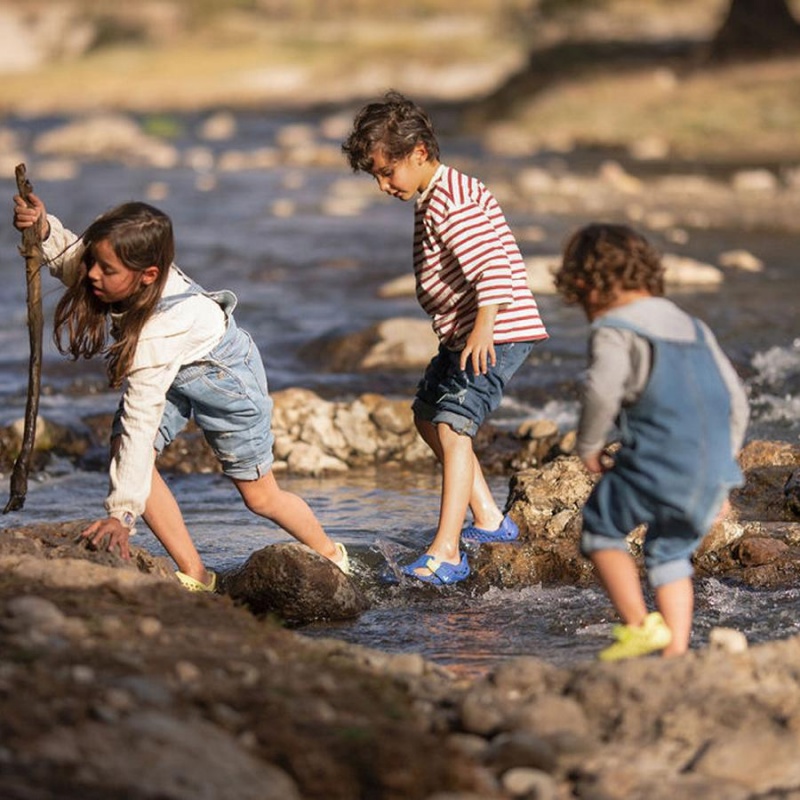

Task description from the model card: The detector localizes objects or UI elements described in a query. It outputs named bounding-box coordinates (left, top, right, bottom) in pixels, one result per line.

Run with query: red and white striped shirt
left=414, top=164, right=548, bottom=350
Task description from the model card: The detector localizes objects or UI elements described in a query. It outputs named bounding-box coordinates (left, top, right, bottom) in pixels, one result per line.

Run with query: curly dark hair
left=554, top=223, right=664, bottom=309
left=341, top=90, right=440, bottom=173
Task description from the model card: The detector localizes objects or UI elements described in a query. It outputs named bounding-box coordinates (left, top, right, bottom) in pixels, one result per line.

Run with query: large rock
left=34, top=114, right=179, bottom=167
left=472, top=456, right=597, bottom=589
left=221, top=542, right=369, bottom=625
left=299, top=317, right=438, bottom=372
left=471, top=440, right=800, bottom=591
left=0, top=520, right=176, bottom=589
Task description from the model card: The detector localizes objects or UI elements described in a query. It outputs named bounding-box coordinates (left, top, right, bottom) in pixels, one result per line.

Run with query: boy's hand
left=13, top=192, right=49, bottom=239
left=461, top=304, right=498, bottom=374
left=461, top=335, right=496, bottom=375
left=80, top=517, right=132, bottom=560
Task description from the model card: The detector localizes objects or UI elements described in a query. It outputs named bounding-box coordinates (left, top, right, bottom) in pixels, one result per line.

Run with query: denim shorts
left=580, top=470, right=722, bottom=588
left=412, top=340, right=535, bottom=438
left=113, top=319, right=274, bottom=480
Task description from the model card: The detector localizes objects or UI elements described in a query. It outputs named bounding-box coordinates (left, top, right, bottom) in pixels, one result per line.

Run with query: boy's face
left=369, top=143, right=436, bottom=201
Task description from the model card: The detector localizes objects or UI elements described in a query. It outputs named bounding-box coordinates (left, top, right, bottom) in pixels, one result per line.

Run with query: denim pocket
left=492, top=341, right=535, bottom=385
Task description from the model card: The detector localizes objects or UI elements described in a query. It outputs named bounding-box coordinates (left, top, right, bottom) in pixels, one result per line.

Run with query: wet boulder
left=471, top=456, right=598, bottom=589
left=784, top=469, right=800, bottom=516
left=0, top=416, right=93, bottom=472
left=732, top=439, right=800, bottom=522
left=221, top=542, right=369, bottom=626
left=474, top=440, right=800, bottom=591
left=298, top=317, right=438, bottom=372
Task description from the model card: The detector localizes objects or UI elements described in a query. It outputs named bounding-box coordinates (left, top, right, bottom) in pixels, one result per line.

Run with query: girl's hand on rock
left=81, top=517, right=132, bottom=560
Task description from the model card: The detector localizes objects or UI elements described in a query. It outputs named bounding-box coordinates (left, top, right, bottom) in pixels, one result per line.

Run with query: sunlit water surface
left=1, top=109, right=799, bottom=672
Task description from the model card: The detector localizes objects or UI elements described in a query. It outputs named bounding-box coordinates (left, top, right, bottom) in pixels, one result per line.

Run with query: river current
left=1, top=108, right=798, bottom=673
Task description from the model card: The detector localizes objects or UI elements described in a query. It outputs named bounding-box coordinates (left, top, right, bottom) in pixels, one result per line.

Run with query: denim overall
left=115, top=269, right=274, bottom=480
left=581, top=315, right=744, bottom=587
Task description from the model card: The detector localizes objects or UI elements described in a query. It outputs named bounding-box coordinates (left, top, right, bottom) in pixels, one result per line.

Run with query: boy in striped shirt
left=343, top=91, right=548, bottom=584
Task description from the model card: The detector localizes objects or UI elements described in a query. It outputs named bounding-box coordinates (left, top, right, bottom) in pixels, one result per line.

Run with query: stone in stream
left=221, top=542, right=369, bottom=625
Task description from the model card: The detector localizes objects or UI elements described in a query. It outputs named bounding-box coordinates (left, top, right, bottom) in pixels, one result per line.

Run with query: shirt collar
left=416, top=163, right=446, bottom=205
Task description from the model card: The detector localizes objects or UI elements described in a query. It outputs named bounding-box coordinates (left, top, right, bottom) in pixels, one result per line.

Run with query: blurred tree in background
left=536, top=0, right=800, bottom=59
left=710, top=0, right=800, bottom=59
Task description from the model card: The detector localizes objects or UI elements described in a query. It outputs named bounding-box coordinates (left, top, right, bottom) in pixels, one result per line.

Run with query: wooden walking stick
left=4, top=164, right=44, bottom=513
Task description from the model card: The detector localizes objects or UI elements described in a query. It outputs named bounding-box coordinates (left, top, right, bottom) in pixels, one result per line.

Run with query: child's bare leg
left=425, top=422, right=474, bottom=565
left=233, top=471, right=339, bottom=562
left=590, top=549, right=648, bottom=626
left=415, top=418, right=504, bottom=530
left=654, top=577, right=693, bottom=656
left=142, top=465, right=211, bottom=584
left=110, top=435, right=209, bottom=584
left=460, top=452, right=504, bottom=530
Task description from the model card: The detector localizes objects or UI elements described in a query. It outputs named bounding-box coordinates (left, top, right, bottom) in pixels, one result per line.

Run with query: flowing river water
left=1, top=108, right=798, bottom=674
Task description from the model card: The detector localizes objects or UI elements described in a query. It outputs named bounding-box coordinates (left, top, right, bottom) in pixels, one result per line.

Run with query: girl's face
left=369, top=143, right=438, bottom=201
left=86, top=238, right=158, bottom=305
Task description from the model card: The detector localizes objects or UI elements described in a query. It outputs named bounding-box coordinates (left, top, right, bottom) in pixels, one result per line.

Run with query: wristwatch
left=113, top=511, right=136, bottom=529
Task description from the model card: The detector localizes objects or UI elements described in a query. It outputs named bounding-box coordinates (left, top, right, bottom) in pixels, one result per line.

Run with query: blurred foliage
left=140, top=114, right=184, bottom=139
left=537, top=0, right=800, bottom=18
left=53, top=0, right=533, bottom=22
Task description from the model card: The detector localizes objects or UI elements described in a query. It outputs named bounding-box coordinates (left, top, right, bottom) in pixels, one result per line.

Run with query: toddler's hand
left=581, top=452, right=605, bottom=474
left=713, top=499, right=732, bottom=526
left=460, top=340, right=496, bottom=375
left=582, top=447, right=616, bottom=474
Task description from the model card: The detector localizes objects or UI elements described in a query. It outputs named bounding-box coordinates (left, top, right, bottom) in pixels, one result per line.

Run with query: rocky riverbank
left=3, top=385, right=800, bottom=797
left=3, top=4, right=800, bottom=797
left=3, top=392, right=800, bottom=600
left=4, top=498, right=800, bottom=799
left=3, top=391, right=800, bottom=799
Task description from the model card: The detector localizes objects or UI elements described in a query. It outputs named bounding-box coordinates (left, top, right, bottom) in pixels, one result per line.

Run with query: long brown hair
left=53, top=202, right=174, bottom=388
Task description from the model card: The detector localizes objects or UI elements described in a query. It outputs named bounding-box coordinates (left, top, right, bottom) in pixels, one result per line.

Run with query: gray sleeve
left=576, top=327, right=650, bottom=458
left=700, top=321, right=750, bottom=453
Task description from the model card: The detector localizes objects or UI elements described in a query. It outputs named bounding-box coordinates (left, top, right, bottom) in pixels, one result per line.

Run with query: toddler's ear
left=141, top=265, right=161, bottom=286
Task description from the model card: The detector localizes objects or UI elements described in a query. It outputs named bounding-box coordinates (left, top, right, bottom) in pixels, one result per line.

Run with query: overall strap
left=593, top=313, right=704, bottom=344
left=591, top=315, right=649, bottom=338
left=155, top=266, right=238, bottom=317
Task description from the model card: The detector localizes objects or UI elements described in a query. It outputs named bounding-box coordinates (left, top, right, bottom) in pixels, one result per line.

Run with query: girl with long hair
left=13, top=195, right=349, bottom=590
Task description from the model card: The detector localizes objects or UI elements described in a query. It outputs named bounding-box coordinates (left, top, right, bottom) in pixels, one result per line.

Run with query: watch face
left=122, top=512, right=135, bottom=528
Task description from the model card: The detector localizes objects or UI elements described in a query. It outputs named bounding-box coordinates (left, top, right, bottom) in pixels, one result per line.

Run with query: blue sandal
left=400, top=552, right=471, bottom=585
left=461, top=514, right=519, bottom=544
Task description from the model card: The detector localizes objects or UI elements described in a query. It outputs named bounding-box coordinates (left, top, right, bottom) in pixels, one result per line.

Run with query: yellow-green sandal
left=334, top=542, right=351, bottom=575
left=175, top=570, right=217, bottom=593
left=599, top=611, right=672, bottom=662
